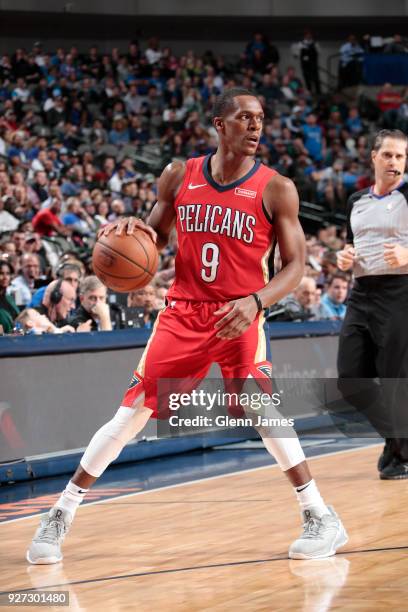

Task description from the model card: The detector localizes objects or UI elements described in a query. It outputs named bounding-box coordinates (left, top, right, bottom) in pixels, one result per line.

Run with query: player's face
left=372, top=137, right=407, bottom=182
left=219, top=96, right=264, bottom=155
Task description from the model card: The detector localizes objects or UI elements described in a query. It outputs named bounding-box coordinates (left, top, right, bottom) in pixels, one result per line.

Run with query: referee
left=336, top=129, right=408, bottom=479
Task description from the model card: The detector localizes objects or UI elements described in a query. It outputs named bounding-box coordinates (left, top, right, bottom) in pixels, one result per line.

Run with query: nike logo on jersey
left=188, top=182, right=207, bottom=190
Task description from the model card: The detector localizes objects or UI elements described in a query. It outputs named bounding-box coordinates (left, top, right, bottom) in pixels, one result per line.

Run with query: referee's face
left=372, top=137, right=407, bottom=184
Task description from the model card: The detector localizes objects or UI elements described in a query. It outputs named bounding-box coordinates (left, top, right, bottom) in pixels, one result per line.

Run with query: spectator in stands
left=32, top=197, right=71, bottom=237
left=338, top=35, right=364, bottom=88
left=0, top=260, right=19, bottom=333
left=9, top=252, right=41, bottom=308
left=278, top=277, right=329, bottom=321
left=30, top=262, right=81, bottom=307
left=0, top=193, right=19, bottom=231
left=397, top=89, right=408, bottom=132
left=384, top=34, right=408, bottom=55
left=312, top=159, right=345, bottom=211
left=15, top=307, right=73, bottom=334
left=302, top=113, right=324, bottom=161
left=62, top=197, right=96, bottom=236
left=22, top=232, right=52, bottom=275
left=292, top=30, right=321, bottom=95
left=320, top=274, right=349, bottom=320
left=377, top=83, right=402, bottom=128
left=127, top=283, right=158, bottom=328
left=68, top=275, right=112, bottom=331
left=346, top=106, right=364, bottom=136
left=317, top=250, right=341, bottom=286
left=39, top=279, right=76, bottom=330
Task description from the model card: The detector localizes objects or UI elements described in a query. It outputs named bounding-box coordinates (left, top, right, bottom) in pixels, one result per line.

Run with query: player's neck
left=210, top=151, right=255, bottom=185
left=373, top=177, right=401, bottom=196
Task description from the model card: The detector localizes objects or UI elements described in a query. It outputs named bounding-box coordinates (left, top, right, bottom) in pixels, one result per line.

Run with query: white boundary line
left=0, top=443, right=381, bottom=525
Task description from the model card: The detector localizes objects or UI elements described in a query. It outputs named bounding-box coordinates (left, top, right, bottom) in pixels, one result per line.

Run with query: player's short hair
left=372, top=129, right=408, bottom=152
left=212, top=87, right=257, bottom=119
left=79, top=275, right=105, bottom=295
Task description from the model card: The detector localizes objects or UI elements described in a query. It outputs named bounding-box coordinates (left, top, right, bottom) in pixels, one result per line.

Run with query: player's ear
left=213, top=116, right=224, bottom=133
left=371, top=150, right=377, bottom=165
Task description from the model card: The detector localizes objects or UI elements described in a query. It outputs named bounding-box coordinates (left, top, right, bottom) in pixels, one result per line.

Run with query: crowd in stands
left=0, top=34, right=406, bottom=334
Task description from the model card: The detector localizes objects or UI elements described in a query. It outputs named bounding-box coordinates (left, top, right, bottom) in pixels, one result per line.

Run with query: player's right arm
left=99, top=161, right=185, bottom=251
left=146, top=161, right=185, bottom=251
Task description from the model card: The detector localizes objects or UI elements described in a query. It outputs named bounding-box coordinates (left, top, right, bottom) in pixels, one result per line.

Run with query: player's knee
left=110, top=403, right=152, bottom=443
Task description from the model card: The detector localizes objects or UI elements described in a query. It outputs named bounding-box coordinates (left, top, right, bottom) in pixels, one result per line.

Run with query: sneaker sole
left=26, top=551, right=62, bottom=565
left=380, top=472, right=408, bottom=480
left=288, top=528, right=349, bottom=560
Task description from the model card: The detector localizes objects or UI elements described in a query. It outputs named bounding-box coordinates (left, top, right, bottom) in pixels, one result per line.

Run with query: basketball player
left=27, top=89, right=347, bottom=564
left=337, top=129, right=408, bottom=479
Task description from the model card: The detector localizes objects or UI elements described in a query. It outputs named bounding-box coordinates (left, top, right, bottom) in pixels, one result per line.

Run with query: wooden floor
left=0, top=445, right=407, bottom=611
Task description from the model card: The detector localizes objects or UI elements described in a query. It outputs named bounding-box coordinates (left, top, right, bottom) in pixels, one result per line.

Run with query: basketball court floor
left=0, top=433, right=407, bottom=610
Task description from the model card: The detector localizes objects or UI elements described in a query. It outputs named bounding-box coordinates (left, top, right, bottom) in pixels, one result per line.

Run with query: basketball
left=92, top=229, right=159, bottom=292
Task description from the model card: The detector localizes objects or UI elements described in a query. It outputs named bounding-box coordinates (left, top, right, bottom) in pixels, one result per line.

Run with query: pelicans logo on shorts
left=128, top=373, right=142, bottom=389
left=256, top=362, right=272, bottom=378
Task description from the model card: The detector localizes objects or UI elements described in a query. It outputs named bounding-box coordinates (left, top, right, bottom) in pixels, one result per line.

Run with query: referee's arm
left=337, top=195, right=356, bottom=271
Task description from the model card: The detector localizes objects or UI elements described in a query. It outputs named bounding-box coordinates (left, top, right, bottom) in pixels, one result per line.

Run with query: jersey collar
left=369, top=180, right=405, bottom=199
left=203, top=154, right=260, bottom=192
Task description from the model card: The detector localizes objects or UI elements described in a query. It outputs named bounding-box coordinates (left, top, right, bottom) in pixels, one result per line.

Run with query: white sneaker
left=289, top=506, right=348, bottom=560
left=26, top=507, right=72, bottom=565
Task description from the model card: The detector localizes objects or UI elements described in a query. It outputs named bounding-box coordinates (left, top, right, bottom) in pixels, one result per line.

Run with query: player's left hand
left=383, top=243, right=408, bottom=268
left=214, top=296, right=258, bottom=340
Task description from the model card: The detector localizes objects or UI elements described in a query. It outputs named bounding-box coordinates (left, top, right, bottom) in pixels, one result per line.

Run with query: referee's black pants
left=337, top=275, right=408, bottom=461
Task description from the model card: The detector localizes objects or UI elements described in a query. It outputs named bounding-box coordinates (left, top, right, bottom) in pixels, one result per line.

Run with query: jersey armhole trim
left=262, top=200, right=273, bottom=225
left=174, top=159, right=194, bottom=206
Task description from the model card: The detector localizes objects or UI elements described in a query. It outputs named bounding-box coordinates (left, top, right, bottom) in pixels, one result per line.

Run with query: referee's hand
left=337, top=246, right=355, bottom=271
left=384, top=243, right=408, bottom=268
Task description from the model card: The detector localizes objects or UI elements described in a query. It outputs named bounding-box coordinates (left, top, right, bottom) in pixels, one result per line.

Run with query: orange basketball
left=92, top=229, right=159, bottom=292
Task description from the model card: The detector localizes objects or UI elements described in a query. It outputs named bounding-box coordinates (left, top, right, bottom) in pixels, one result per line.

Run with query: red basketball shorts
left=120, top=300, right=272, bottom=418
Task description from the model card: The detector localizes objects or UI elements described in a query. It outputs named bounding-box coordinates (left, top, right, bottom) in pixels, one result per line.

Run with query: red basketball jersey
left=167, top=154, right=277, bottom=301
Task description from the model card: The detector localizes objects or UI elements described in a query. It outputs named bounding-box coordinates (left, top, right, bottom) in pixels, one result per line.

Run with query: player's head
left=212, top=88, right=264, bottom=155
left=371, top=129, right=407, bottom=182
left=79, top=275, right=107, bottom=315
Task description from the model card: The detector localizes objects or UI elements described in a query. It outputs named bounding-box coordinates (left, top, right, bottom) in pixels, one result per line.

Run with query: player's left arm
left=214, top=175, right=305, bottom=340
left=258, top=175, right=305, bottom=306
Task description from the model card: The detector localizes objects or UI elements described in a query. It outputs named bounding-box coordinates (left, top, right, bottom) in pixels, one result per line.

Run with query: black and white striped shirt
left=346, top=182, right=408, bottom=277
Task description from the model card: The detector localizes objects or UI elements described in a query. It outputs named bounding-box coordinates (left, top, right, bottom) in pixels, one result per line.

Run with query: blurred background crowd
left=0, top=32, right=407, bottom=334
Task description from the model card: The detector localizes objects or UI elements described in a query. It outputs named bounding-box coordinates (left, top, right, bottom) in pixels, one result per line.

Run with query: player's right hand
left=336, top=246, right=355, bottom=271
left=98, top=218, right=157, bottom=243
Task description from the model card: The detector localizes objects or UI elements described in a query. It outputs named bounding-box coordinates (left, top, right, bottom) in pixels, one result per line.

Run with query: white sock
left=55, top=480, right=88, bottom=517
left=295, top=479, right=329, bottom=517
